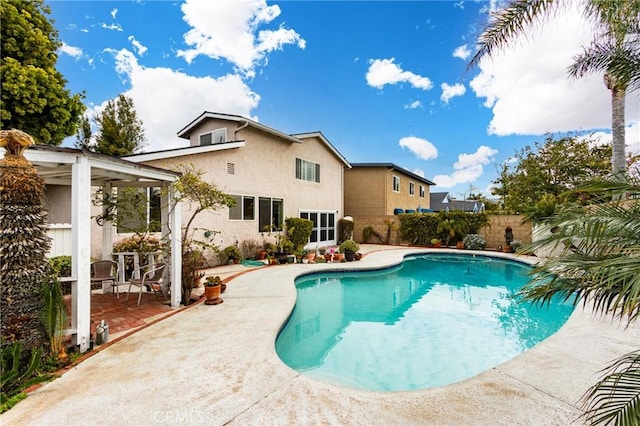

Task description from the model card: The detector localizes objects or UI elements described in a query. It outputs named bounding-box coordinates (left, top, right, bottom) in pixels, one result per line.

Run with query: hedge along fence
left=353, top=212, right=531, bottom=249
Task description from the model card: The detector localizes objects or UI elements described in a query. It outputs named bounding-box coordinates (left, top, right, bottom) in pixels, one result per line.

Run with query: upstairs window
left=199, top=128, right=227, bottom=146
left=392, top=175, right=400, bottom=192
left=419, top=185, right=425, bottom=198
left=295, top=158, right=320, bottom=183
left=409, top=182, right=415, bottom=196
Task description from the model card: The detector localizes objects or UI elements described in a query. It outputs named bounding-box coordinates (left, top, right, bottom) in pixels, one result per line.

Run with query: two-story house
left=124, top=112, right=351, bottom=251
left=344, top=163, right=435, bottom=216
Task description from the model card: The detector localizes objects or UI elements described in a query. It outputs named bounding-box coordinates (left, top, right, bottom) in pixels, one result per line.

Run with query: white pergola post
left=168, top=185, right=181, bottom=308
left=71, top=156, right=92, bottom=352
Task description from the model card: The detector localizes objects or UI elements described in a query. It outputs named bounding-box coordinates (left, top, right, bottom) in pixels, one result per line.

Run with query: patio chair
left=90, top=260, right=121, bottom=297
left=126, top=263, right=167, bottom=306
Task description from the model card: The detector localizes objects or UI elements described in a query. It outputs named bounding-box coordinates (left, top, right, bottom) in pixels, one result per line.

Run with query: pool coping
left=2, top=246, right=639, bottom=425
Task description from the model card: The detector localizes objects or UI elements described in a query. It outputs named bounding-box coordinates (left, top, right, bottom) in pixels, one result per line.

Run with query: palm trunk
left=608, top=81, right=626, bottom=176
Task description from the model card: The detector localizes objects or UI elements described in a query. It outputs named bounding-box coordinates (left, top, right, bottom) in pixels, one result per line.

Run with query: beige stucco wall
left=141, top=124, right=346, bottom=252
left=344, top=167, right=431, bottom=217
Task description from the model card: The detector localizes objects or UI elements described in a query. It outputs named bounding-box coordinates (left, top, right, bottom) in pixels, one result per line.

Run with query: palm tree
left=520, top=175, right=640, bottom=425
left=469, top=0, right=640, bottom=176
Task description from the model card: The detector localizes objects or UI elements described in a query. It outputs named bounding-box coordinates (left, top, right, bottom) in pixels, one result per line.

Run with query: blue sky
left=49, top=0, right=639, bottom=197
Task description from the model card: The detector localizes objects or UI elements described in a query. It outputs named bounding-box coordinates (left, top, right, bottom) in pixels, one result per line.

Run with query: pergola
left=12, top=145, right=182, bottom=352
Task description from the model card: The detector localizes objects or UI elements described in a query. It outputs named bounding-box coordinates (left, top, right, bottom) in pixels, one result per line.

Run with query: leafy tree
left=0, top=0, right=85, bottom=145
left=92, top=94, right=146, bottom=156
left=520, top=175, right=640, bottom=425
left=469, top=0, right=640, bottom=176
left=491, top=135, right=611, bottom=216
left=171, top=166, right=235, bottom=305
left=75, top=115, right=92, bottom=151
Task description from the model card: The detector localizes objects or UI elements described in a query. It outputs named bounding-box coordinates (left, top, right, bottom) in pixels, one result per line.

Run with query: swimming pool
left=275, top=253, right=574, bottom=391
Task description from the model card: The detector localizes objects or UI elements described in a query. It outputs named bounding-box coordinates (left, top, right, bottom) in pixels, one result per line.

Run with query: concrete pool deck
left=2, top=246, right=639, bottom=425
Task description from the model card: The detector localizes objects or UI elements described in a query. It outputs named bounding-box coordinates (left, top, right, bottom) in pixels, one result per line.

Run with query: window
left=295, top=158, right=320, bottom=183
left=300, top=211, right=336, bottom=246
left=229, top=195, right=255, bottom=220
left=392, top=175, right=400, bottom=192
left=199, top=128, right=227, bottom=146
left=116, top=187, right=161, bottom=233
left=419, top=185, right=425, bottom=198
left=259, top=197, right=283, bottom=231
left=409, top=182, right=415, bottom=196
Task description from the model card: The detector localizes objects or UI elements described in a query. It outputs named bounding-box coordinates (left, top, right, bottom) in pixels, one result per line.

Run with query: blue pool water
left=275, top=253, right=574, bottom=391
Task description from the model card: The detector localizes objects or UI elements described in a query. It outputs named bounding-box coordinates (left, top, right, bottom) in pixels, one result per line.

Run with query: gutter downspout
left=234, top=120, right=249, bottom=140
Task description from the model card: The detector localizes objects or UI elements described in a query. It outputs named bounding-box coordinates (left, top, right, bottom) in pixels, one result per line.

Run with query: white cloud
left=404, top=100, right=423, bottom=110
left=579, top=123, right=640, bottom=155
left=366, top=58, right=433, bottom=90
left=128, top=36, right=148, bottom=56
left=441, top=83, right=466, bottom=104
left=452, top=44, right=471, bottom=60
left=432, top=146, right=498, bottom=187
left=59, top=42, right=83, bottom=59
left=453, top=1, right=464, bottom=9
left=109, top=49, right=260, bottom=151
left=470, top=5, right=640, bottom=148
left=100, top=23, right=123, bottom=32
left=176, top=0, right=305, bottom=75
left=110, top=8, right=118, bottom=19
left=399, top=136, right=438, bottom=160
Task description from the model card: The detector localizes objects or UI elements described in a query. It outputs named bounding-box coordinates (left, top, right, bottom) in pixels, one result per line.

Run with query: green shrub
left=0, top=340, right=53, bottom=414
left=339, top=239, right=359, bottom=253
left=284, top=217, right=313, bottom=251
left=48, top=256, right=71, bottom=278
left=463, top=234, right=486, bottom=250
left=113, top=235, right=162, bottom=276
left=222, top=245, right=242, bottom=263
left=338, top=218, right=354, bottom=243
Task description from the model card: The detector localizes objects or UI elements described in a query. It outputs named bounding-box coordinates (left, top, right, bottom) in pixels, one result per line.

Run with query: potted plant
left=222, top=245, right=242, bottom=264
left=504, top=226, right=514, bottom=253
left=463, top=234, right=486, bottom=250
left=510, top=239, right=522, bottom=252
left=430, top=238, right=442, bottom=248
left=339, top=239, right=360, bottom=261
left=203, top=276, right=222, bottom=301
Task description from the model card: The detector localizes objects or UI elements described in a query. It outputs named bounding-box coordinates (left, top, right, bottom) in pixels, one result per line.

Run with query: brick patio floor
left=64, top=290, right=186, bottom=342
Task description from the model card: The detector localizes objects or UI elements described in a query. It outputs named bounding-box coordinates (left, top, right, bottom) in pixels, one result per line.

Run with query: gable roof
left=292, top=131, right=350, bottom=169
left=429, top=191, right=451, bottom=211
left=174, top=112, right=350, bottom=167
left=429, top=191, right=485, bottom=212
left=349, top=163, right=435, bottom=186
left=177, top=111, right=301, bottom=144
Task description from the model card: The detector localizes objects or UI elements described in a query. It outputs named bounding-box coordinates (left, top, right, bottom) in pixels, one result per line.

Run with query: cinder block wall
left=351, top=214, right=531, bottom=249
left=479, top=214, right=531, bottom=249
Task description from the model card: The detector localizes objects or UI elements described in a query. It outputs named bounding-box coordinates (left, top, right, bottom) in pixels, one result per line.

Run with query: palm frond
left=580, top=350, right=640, bottom=426
left=468, top=0, right=557, bottom=69
left=570, top=39, right=640, bottom=90
left=520, top=176, right=640, bottom=324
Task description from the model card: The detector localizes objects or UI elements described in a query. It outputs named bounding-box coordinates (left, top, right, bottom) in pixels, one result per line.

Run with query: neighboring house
left=344, top=163, right=435, bottom=216
left=124, top=112, right=351, bottom=251
left=430, top=191, right=485, bottom=213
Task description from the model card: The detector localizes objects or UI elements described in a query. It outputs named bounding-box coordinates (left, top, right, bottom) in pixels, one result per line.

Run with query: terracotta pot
left=456, top=241, right=465, bottom=249
left=354, top=252, right=363, bottom=261
left=204, top=284, right=221, bottom=301
left=258, top=250, right=267, bottom=260
left=324, top=254, right=333, bottom=262
left=333, top=253, right=344, bottom=262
